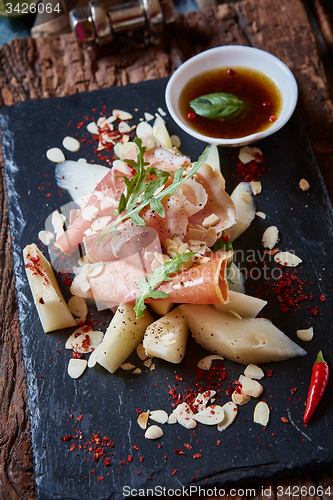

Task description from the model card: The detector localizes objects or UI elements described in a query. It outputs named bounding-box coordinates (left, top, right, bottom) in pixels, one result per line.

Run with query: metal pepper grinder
left=69, top=0, right=175, bottom=45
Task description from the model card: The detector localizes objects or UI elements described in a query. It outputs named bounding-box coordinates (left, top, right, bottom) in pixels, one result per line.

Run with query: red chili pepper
left=304, top=351, right=329, bottom=424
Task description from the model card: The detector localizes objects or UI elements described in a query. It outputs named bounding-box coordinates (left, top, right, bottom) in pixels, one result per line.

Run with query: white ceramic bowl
left=165, top=45, right=298, bottom=147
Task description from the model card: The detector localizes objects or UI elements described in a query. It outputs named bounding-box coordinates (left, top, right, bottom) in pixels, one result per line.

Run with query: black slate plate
left=1, top=78, right=333, bottom=500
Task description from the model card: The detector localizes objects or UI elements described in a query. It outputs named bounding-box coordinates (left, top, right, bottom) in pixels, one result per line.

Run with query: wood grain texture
left=0, top=0, right=333, bottom=498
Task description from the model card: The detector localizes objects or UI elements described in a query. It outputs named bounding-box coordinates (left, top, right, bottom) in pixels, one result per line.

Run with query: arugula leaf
left=134, top=252, right=195, bottom=318
left=190, top=92, right=244, bottom=120
left=98, top=146, right=209, bottom=243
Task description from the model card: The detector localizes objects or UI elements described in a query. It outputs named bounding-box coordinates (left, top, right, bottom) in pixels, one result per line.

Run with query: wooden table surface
left=1, top=0, right=333, bottom=498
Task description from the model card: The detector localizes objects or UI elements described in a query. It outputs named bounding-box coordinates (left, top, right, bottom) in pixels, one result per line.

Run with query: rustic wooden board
left=0, top=0, right=333, bottom=498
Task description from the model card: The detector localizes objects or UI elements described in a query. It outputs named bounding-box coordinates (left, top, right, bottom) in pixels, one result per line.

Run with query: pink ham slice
left=188, top=163, right=235, bottom=231
left=70, top=251, right=230, bottom=309
left=55, top=167, right=128, bottom=255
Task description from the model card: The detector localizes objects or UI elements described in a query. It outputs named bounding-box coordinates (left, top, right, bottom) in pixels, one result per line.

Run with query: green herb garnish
left=98, top=145, right=209, bottom=242
left=134, top=252, right=195, bottom=318
left=117, top=137, right=170, bottom=216
left=190, top=92, right=244, bottom=120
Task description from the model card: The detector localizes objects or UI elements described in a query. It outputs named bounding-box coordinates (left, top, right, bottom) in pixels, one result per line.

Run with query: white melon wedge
left=95, top=303, right=154, bottom=373
left=152, top=114, right=173, bottom=150
left=143, top=306, right=189, bottom=364
left=148, top=301, right=174, bottom=316
left=227, top=182, right=255, bottom=242
left=179, top=304, right=307, bottom=364
left=213, top=290, right=267, bottom=318
left=205, top=144, right=220, bottom=171
left=23, top=244, right=77, bottom=333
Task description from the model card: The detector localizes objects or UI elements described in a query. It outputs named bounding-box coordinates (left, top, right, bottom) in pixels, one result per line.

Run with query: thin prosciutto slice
left=188, top=163, right=235, bottom=231
left=70, top=251, right=231, bottom=309
left=55, top=166, right=129, bottom=255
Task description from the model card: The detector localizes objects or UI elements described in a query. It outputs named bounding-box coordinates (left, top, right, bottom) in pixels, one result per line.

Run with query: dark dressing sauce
left=179, top=67, right=282, bottom=139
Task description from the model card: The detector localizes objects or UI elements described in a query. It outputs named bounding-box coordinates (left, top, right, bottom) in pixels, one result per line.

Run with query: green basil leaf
left=190, top=92, right=244, bottom=120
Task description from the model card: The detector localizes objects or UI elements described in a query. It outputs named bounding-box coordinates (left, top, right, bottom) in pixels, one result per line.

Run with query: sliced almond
left=52, top=210, right=66, bottom=238
left=144, top=112, right=155, bottom=121
left=256, top=211, right=266, bottom=219
left=68, top=296, right=88, bottom=318
left=38, top=230, right=54, bottom=246
left=46, top=147, right=65, bottom=163
left=244, top=364, right=264, bottom=380
left=145, top=425, right=163, bottom=440
left=120, top=362, right=135, bottom=371
left=118, top=121, right=131, bottom=134
left=274, top=251, right=302, bottom=267
left=136, top=121, right=153, bottom=138
left=202, top=213, right=221, bottom=228
left=68, top=358, right=87, bottom=379
left=217, top=402, right=238, bottom=431
left=149, top=410, right=168, bottom=424
left=262, top=225, right=279, bottom=249
left=240, top=192, right=253, bottom=204
left=192, top=390, right=216, bottom=412
left=133, top=368, right=142, bottom=375
left=239, top=375, right=263, bottom=398
left=296, top=327, right=314, bottom=341
left=250, top=181, right=262, bottom=195
left=167, top=410, right=178, bottom=424
left=87, top=122, right=99, bottom=135
left=197, top=355, right=224, bottom=371
left=231, top=391, right=251, bottom=406
left=143, top=358, right=153, bottom=368
left=176, top=402, right=197, bottom=429
left=62, top=136, right=81, bottom=152
left=82, top=205, right=99, bottom=221
left=253, top=401, right=270, bottom=426
left=113, top=109, right=133, bottom=121
left=171, top=135, right=181, bottom=148
left=138, top=411, right=150, bottom=429
left=195, top=405, right=225, bottom=425
left=299, top=178, right=310, bottom=191
left=136, top=343, right=148, bottom=361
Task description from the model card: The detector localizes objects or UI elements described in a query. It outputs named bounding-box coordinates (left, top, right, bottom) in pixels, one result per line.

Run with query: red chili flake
left=140, top=456, right=144, bottom=463
left=119, top=459, right=126, bottom=466
left=91, top=470, right=95, bottom=475
left=39, top=297, right=45, bottom=304
left=281, top=416, right=289, bottom=423
left=70, top=443, right=75, bottom=452
left=227, top=68, right=234, bottom=75
left=46, top=193, right=52, bottom=197
left=262, top=101, right=271, bottom=108
left=184, top=443, right=192, bottom=450
left=216, top=440, right=221, bottom=446
left=269, top=115, right=277, bottom=122
left=320, top=295, right=326, bottom=302
left=76, top=414, right=83, bottom=421
left=290, top=387, right=297, bottom=394
left=171, top=469, right=177, bottom=475
left=187, top=112, right=196, bottom=120
left=133, top=444, right=139, bottom=450
left=60, top=435, right=72, bottom=442
left=267, top=369, right=274, bottom=377
left=128, top=455, right=133, bottom=462
left=309, top=306, right=319, bottom=316
left=173, top=449, right=185, bottom=455
left=104, top=458, right=111, bottom=466
left=193, top=453, right=202, bottom=459
left=97, top=476, right=104, bottom=482
left=234, top=155, right=265, bottom=182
